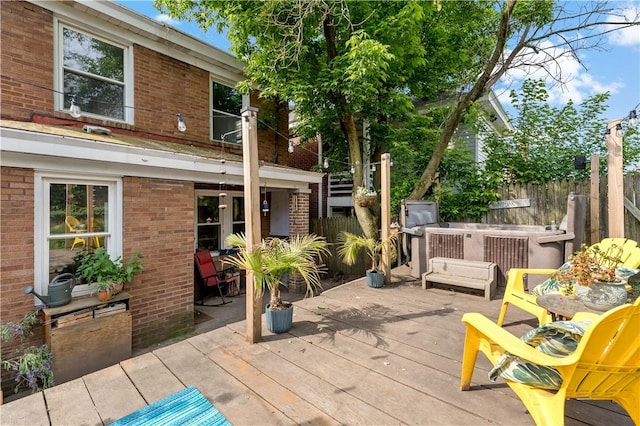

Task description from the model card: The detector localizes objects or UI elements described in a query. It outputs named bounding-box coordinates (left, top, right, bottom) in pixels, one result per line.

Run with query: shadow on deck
left=0, top=265, right=633, bottom=425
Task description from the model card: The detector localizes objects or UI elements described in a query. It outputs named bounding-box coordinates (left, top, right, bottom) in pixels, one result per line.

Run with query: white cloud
left=155, top=14, right=180, bottom=27
left=606, top=5, right=640, bottom=46
left=497, top=39, right=624, bottom=112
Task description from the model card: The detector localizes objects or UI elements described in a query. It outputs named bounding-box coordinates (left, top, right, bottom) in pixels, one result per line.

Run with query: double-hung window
left=36, top=174, right=122, bottom=299
left=56, top=21, right=132, bottom=122
left=195, top=191, right=245, bottom=251
left=211, top=80, right=246, bottom=143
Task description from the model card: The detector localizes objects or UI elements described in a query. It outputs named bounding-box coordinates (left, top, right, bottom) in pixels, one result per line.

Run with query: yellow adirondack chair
left=497, top=238, right=640, bottom=327
left=461, top=298, right=640, bottom=426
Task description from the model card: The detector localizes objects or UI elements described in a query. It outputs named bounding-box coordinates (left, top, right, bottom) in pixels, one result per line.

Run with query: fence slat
left=458, top=175, right=638, bottom=245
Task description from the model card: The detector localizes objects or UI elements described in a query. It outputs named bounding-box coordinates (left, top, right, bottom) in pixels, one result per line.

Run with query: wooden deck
left=0, top=266, right=633, bottom=425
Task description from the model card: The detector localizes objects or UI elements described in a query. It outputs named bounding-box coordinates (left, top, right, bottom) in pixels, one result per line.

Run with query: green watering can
left=24, top=273, right=76, bottom=308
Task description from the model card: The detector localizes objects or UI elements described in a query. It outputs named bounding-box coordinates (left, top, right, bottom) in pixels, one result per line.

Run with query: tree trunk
left=407, top=0, right=518, bottom=200
left=324, top=14, right=377, bottom=238
left=269, top=282, right=281, bottom=308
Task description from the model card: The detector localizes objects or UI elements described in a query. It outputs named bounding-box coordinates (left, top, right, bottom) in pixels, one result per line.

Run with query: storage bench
left=422, top=257, right=497, bottom=301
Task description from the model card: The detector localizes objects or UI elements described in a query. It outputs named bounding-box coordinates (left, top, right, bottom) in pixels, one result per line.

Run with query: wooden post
left=242, top=106, right=262, bottom=343
left=380, top=153, right=391, bottom=285
left=590, top=154, right=599, bottom=244
left=607, top=120, right=624, bottom=238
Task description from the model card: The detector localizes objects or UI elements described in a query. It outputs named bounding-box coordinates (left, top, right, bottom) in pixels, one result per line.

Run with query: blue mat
left=109, top=386, right=231, bottom=426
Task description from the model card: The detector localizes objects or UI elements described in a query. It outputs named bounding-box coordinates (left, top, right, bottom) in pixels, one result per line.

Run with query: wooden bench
left=422, top=257, right=497, bottom=301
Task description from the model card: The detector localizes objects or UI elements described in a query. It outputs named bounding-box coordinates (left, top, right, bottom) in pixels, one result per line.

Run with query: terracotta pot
left=97, top=289, right=113, bottom=302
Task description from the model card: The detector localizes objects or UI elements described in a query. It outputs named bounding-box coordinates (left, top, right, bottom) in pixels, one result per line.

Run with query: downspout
left=317, top=134, right=323, bottom=218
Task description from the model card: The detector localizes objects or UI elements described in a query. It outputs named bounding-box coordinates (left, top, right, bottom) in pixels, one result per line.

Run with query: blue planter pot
left=366, top=271, right=385, bottom=288
left=265, top=303, right=294, bottom=333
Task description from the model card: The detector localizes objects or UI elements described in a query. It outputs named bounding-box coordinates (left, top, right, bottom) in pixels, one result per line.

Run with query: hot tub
left=403, top=194, right=586, bottom=287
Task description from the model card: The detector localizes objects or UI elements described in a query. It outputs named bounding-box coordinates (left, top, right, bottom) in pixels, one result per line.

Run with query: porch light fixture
left=177, top=114, right=187, bottom=132
left=323, top=157, right=329, bottom=169
left=262, top=184, right=269, bottom=216
left=288, top=140, right=294, bottom=153
left=69, top=95, right=81, bottom=118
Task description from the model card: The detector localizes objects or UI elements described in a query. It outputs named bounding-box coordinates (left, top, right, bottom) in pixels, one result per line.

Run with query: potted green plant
left=337, top=228, right=398, bottom=288
left=75, top=248, right=144, bottom=301
left=354, top=186, right=377, bottom=207
left=225, top=233, right=329, bottom=333
left=553, top=243, right=628, bottom=311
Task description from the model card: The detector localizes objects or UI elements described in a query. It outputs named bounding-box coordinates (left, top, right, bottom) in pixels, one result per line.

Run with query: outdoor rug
left=109, top=386, right=231, bottom=426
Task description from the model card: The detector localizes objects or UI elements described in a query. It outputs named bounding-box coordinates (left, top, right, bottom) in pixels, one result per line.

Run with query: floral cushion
left=488, top=320, right=592, bottom=390
left=531, top=265, right=640, bottom=296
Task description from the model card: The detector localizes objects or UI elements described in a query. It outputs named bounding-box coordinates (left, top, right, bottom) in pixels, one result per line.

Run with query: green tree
left=482, top=79, right=640, bottom=184
left=154, top=0, right=638, bottom=236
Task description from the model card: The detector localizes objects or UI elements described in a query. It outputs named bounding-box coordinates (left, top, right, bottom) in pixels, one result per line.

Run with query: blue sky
left=118, top=1, right=639, bottom=123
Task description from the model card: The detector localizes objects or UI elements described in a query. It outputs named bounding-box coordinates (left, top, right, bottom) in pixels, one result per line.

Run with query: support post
left=381, top=153, right=391, bottom=285
left=242, top=106, right=262, bottom=343
left=606, top=120, right=624, bottom=238
left=589, top=154, right=599, bottom=244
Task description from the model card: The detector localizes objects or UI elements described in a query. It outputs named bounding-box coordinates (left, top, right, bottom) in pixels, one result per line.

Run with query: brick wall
left=0, top=167, right=40, bottom=393
left=0, top=2, right=290, bottom=169
left=133, top=46, right=211, bottom=144
left=0, top=1, right=55, bottom=120
left=287, top=136, right=325, bottom=219
left=288, top=192, right=310, bottom=293
left=123, top=177, right=195, bottom=350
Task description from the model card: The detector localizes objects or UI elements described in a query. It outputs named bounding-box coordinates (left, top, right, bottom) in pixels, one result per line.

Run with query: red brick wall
left=287, top=136, right=325, bottom=219
left=123, top=177, right=195, bottom=350
left=0, top=167, right=40, bottom=392
left=0, top=1, right=55, bottom=120
left=0, top=2, right=290, bottom=168
left=133, top=46, right=211, bottom=143
left=287, top=192, right=311, bottom=293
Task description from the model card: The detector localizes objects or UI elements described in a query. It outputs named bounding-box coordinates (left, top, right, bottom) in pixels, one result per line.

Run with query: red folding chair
left=194, top=251, right=237, bottom=306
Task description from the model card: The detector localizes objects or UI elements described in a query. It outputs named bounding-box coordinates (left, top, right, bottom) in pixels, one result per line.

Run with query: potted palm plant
left=75, top=248, right=144, bottom=301
left=337, top=228, right=398, bottom=288
left=225, top=233, right=329, bottom=333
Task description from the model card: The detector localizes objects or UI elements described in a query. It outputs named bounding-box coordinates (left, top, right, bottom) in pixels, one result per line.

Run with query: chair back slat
left=568, top=300, right=640, bottom=397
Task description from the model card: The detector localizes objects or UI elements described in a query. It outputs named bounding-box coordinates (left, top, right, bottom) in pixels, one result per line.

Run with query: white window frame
left=194, top=190, right=245, bottom=251
left=54, top=18, right=134, bottom=124
left=34, top=172, right=123, bottom=300
left=210, top=78, right=249, bottom=143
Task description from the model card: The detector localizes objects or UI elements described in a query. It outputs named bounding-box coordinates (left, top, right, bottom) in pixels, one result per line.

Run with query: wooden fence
left=312, top=216, right=367, bottom=278
left=312, top=173, right=640, bottom=277
left=471, top=172, right=640, bottom=245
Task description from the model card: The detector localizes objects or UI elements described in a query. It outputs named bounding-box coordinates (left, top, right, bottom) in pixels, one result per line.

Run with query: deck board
left=119, top=352, right=184, bottom=404
left=82, top=364, right=147, bottom=424
left=45, top=378, right=102, bottom=426
left=0, top=265, right=634, bottom=425
left=0, top=391, right=49, bottom=426
left=153, top=338, right=295, bottom=425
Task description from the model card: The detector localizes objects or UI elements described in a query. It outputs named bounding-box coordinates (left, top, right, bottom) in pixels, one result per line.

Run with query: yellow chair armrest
left=571, top=311, right=600, bottom=321
left=462, top=312, right=578, bottom=367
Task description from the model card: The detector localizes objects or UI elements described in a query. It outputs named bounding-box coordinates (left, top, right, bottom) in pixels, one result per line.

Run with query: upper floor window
left=211, top=81, right=244, bottom=143
left=57, top=22, right=132, bottom=122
